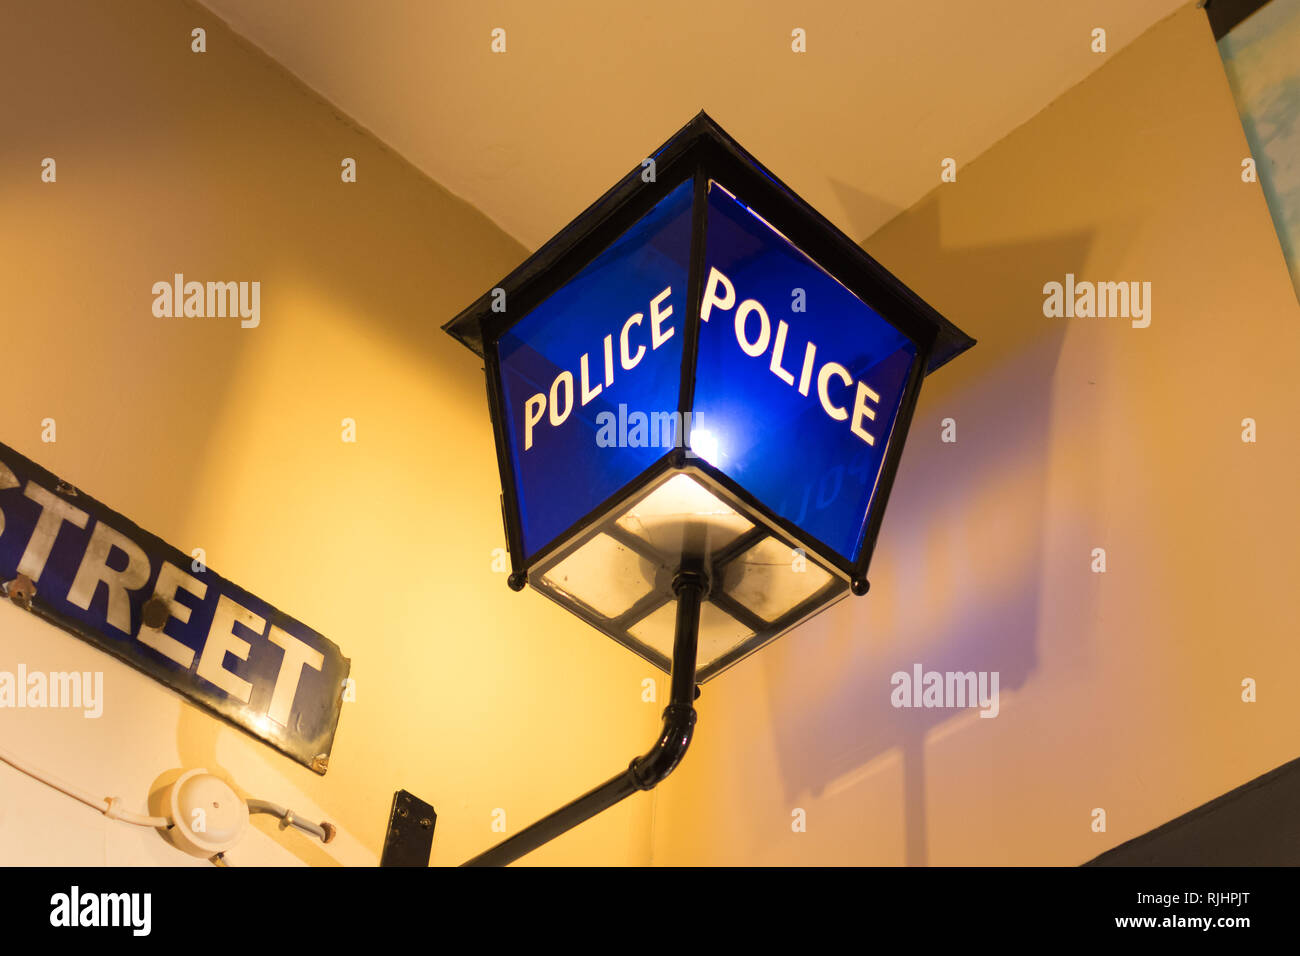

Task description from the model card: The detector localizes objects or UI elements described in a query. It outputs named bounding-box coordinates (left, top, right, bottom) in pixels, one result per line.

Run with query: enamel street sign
left=0, top=441, right=349, bottom=774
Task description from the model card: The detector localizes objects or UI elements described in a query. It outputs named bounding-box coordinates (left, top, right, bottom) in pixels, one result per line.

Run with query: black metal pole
left=461, top=568, right=706, bottom=867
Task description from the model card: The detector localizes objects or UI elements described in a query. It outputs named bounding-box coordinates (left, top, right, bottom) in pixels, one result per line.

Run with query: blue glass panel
left=498, top=178, right=694, bottom=560
left=691, top=182, right=918, bottom=562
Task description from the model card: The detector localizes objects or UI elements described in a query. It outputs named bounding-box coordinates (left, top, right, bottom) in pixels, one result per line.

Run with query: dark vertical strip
left=678, top=162, right=711, bottom=429
left=1207, top=0, right=1275, bottom=40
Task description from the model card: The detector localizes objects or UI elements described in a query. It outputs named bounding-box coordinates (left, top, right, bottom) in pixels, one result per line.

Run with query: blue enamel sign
left=692, top=181, right=917, bottom=562
left=0, top=441, right=349, bottom=774
left=498, top=178, right=694, bottom=560
left=495, top=173, right=918, bottom=568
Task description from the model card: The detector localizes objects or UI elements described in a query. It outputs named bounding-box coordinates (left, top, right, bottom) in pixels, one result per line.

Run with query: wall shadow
left=759, top=193, right=1092, bottom=864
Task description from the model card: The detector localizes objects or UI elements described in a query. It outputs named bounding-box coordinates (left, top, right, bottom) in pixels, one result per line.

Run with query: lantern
left=444, top=112, right=974, bottom=865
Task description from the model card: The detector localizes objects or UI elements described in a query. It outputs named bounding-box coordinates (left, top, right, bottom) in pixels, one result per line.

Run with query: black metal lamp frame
left=523, top=463, right=851, bottom=684
left=446, top=110, right=974, bottom=600
left=441, top=111, right=976, bottom=865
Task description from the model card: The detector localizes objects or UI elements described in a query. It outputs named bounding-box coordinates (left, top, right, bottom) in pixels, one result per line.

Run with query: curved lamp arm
left=461, top=569, right=707, bottom=867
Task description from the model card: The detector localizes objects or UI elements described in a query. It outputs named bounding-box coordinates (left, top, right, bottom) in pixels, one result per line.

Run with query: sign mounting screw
left=142, top=596, right=171, bottom=629
left=4, top=574, right=36, bottom=609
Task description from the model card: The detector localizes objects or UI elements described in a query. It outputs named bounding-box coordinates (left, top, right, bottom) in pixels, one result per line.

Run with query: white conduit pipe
left=246, top=799, right=334, bottom=843
left=0, top=746, right=172, bottom=828
left=1, top=746, right=336, bottom=844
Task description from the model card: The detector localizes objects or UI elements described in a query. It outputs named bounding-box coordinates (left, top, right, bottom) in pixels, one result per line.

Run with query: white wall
left=0, top=600, right=374, bottom=865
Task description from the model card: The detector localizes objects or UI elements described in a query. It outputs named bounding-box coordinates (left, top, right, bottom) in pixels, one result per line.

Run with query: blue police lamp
left=444, top=112, right=974, bottom=865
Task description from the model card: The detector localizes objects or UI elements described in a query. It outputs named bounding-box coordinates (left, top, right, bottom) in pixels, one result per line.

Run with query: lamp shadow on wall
left=759, top=188, right=1094, bottom=865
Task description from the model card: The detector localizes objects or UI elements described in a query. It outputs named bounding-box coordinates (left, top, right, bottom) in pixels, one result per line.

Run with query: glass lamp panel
left=691, top=180, right=919, bottom=564
left=539, top=533, right=660, bottom=620
left=615, top=472, right=753, bottom=562
left=527, top=470, right=853, bottom=682
left=628, top=600, right=753, bottom=671
left=495, top=177, right=695, bottom=562
left=720, top=535, right=834, bottom=623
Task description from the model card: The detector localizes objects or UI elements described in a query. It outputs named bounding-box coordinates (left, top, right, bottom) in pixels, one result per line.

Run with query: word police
left=520, top=268, right=884, bottom=450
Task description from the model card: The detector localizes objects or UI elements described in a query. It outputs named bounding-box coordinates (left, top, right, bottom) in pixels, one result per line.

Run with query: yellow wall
left=652, top=2, right=1300, bottom=864
left=4, top=0, right=1297, bottom=868
left=0, top=0, right=662, bottom=865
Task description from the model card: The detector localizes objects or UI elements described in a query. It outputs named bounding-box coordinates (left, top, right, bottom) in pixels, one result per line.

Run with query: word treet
left=0, top=442, right=349, bottom=772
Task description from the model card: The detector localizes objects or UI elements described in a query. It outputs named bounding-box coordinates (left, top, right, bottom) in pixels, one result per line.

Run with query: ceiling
left=200, top=0, right=1189, bottom=250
